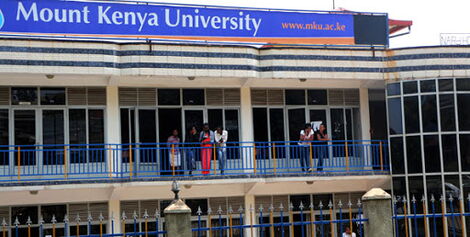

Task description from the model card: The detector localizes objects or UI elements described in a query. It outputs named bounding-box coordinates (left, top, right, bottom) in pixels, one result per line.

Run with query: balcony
left=0, top=140, right=389, bottom=185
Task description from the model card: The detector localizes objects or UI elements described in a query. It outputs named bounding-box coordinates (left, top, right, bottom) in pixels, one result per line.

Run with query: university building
left=0, top=1, right=469, bottom=236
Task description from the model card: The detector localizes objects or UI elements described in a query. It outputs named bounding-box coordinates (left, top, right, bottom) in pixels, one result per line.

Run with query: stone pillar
left=107, top=199, right=121, bottom=234
left=164, top=181, right=192, bottom=237
left=359, top=88, right=371, bottom=141
left=106, top=85, right=121, bottom=175
left=243, top=194, right=257, bottom=237
left=362, top=188, right=393, bottom=236
left=240, top=87, right=254, bottom=172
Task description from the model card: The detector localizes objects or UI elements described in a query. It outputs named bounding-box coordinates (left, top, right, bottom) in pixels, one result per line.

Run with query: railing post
left=379, top=141, right=384, bottom=171
left=129, top=144, right=133, bottom=178
left=362, top=188, right=393, bottom=236
left=108, top=145, right=113, bottom=178
left=272, top=143, right=276, bottom=175
left=309, top=143, right=313, bottom=172
left=17, top=146, right=20, bottom=180
left=345, top=142, right=349, bottom=171
left=171, top=144, right=176, bottom=176
left=64, top=146, right=68, bottom=179
left=213, top=144, right=217, bottom=175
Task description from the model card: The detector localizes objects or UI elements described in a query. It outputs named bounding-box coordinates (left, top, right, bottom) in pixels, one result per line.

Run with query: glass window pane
left=439, top=94, right=456, bottom=131
left=14, top=110, right=36, bottom=165
left=403, top=81, right=417, bottom=94
left=225, top=110, right=239, bottom=142
left=423, top=135, right=440, bottom=173
left=285, top=90, right=305, bottom=105
left=11, top=87, right=37, bottom=105
left=253, top=108, right=268, bottom=142
left=421, top=95, right=438, bottom=132
left=420, top=80, right=436, bottom=92
left=392, top=177, right=406, bottom=214
left=69, top=109, right=86, bottom=144
left=456, top=78, right=470, bottom=91
left=288, top=108, right=305, bottom=141
left=89, top=110, right=104, bottom=144
left=41, top=205, right=66, bottom=223
left=387, top=83, right=400, bottom=96
left=408, top=176, right=424, bottom=213
left=460, top=134, right=470, bottom=172
left=444, top=175, right=460, bottom=200
left=442, top=135, right=458, bottom=172
left=12, top=206, right=38, bottom=225
left=438, top=79, right=454, bottom=92
left=182, top=89, right=205, bottom=105
left=457, top=94, right=470, bottom=131
left=158, top=89, right=180, bottom=105
left=40, top=88, right=65, bottom=105
left=404, top=96, right=420, bottom=133
left=387, top=98, right=403, bottom=135
left=307, top=89, right=327, bottom=105
left=0, top=110, right=8, bottom=165
left=42, top=110, right=64, bottom=145
left=426, top=176, right=443, bottom=213
left=208, top=109, right=223, bottom=132
left=406, top=136, right=422, bottom=174
left=269, top=109, right=285, bottom=141
left=139, top=110, right=156, bottom=143
left=390, top=137, right=405, bottom=174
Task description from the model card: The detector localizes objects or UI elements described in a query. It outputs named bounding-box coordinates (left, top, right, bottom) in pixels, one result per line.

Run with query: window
left=404, top=96, right=420, bottom=133
left=0, top=110, right=8, bottom=165
left=423, top=135, right=440, bottom=173
left=421, top=95, right=438, bottom=132
left=225, top=109, right=239, bottom=142
left=426, top=176, right=443, bottom=213
left=11, top=87, right=37, bottom=105
left=269, top=109, right=285, bottom=141
left=456, top=78, right=470, bottom=91
left=442, top=135, right=458, bottom=172
left=438, top=79, right=454, bottom=92
left=408, top=176, right=424, bottom=213
left=88, top=110, right=104, bottom=144
left=158, top=89, right=180, bottom=105
left=406, top=136, right=422, bottom=174
left=390, top=137, right=405, bottom=174
left=253, top=108, right=268, bottom=142
left=285, top=90, right=305, bottom=105
left=387, top=83, right=400, bottom=96
left=182, top=89, right=205, bottom=105
left=40, top=88, right=66, bottom=105
left=69, top=109, right=87, bottom=163
left=290, top=195, right=310, bottom=211
left=403, top=81, right=417, bottom=94
left=439, top=95, right=456, bottom=131
left=41, top=205, right=66, bottom=223
left=387, top=98, right=403, bottom=135
left=307, top=90, right=327, bottom=105
left=420, top=80, right=436, bottom=92
left=392, top=177, right=406, bottom=196
left=457, top=94, right=470, bottom=131
left=12, top=206, right=38, bottom=225
left=460, top=135, right=470, bottom=172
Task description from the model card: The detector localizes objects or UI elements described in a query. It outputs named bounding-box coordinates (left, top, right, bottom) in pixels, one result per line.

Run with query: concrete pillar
left=244, top=194, right=257, bottom=237
left=106, top=85, right=121, bottom=175
left=359, top=88, right=371, bottom=141
left=107, top=199, right=121, bottom=234
left=240, top=87, right=254, bottom=171
left=164, top=199, right=192, bottom=237
left=362, top=188, right=393, bottom=236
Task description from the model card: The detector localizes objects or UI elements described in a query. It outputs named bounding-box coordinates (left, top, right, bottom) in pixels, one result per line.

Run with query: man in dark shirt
left=184, top=126, right=199, bottom=175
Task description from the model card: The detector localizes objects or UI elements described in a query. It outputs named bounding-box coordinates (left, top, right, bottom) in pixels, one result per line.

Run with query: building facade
left=0, top=38, right=469, bottom=236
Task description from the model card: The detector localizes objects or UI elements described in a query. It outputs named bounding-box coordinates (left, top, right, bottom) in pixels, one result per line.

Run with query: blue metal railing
left=192, top=200, right=367, bottom=237
left=393, top=194, right=470, bottom=236
left=0, top=140, right=389, bottom=183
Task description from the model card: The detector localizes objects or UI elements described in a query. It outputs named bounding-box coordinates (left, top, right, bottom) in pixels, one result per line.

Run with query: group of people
left=166, top=123, right=228, bottom=175
left=298, top=123, right=329, bottom=172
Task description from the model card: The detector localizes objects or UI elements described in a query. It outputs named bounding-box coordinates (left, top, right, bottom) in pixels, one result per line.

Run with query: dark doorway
left=184, top=110, right=204, bottom=134
left=42, top=110, right=64, bottom=165
left=139, top=109, right=157, bottom=163
left=14, top=110, right=36, bottom=165
left=158, top=108, right=182, bottom=174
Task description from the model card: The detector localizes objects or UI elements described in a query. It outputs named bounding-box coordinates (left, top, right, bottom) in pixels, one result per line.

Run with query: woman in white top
left=299, top=123, right=314, bottom=172
left=215, top=127, right=228, bottom=174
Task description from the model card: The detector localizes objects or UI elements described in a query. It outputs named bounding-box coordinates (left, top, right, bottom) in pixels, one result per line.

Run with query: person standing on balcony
left=199, top=123, right=215, bottom=175
left=215, top=126, right=228, bottom=174
left=315, top=124, right=330, bottom=171
left=184, top=126, right=199, bottom=175
left=167, top=129, right=182, bottom=175
left=299, top=123, right=314, bottom=172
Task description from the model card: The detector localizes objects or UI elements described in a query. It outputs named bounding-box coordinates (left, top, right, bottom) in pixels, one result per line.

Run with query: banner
left=0, top=0, right=358, bottom=44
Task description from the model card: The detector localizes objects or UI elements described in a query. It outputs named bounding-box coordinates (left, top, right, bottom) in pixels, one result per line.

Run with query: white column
left=359, top=88, right=371, bottom=141
left=106, top=85, right=121, bottom=175
left=240, top=87, right=254, bottom=171
left=108, top=199, right=121, bottom=234
left=244, top=194, right=257, bottom=237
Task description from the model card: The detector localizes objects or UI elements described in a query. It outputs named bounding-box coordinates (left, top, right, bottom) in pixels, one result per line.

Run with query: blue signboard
left=0, top=0, right=357, bottom=44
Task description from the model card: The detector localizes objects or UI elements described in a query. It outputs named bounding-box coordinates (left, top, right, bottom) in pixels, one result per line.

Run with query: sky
left=138, top=0, right=470, bottom=48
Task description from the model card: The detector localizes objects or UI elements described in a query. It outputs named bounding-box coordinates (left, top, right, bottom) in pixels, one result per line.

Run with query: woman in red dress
left=199, top=123, right=214, bottom=175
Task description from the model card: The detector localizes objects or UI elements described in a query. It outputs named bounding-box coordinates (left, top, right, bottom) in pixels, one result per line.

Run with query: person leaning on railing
left=199, top=123, right=215, bottom=175
left=299, top=123, right=314, bottom=172
left=167, top=129, right=182, bottom=175
left=184, top=126, right=199, bottom=175
left=215, top=126, right=228, bottom=175
left=314, top=123, right=330, bottom=172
